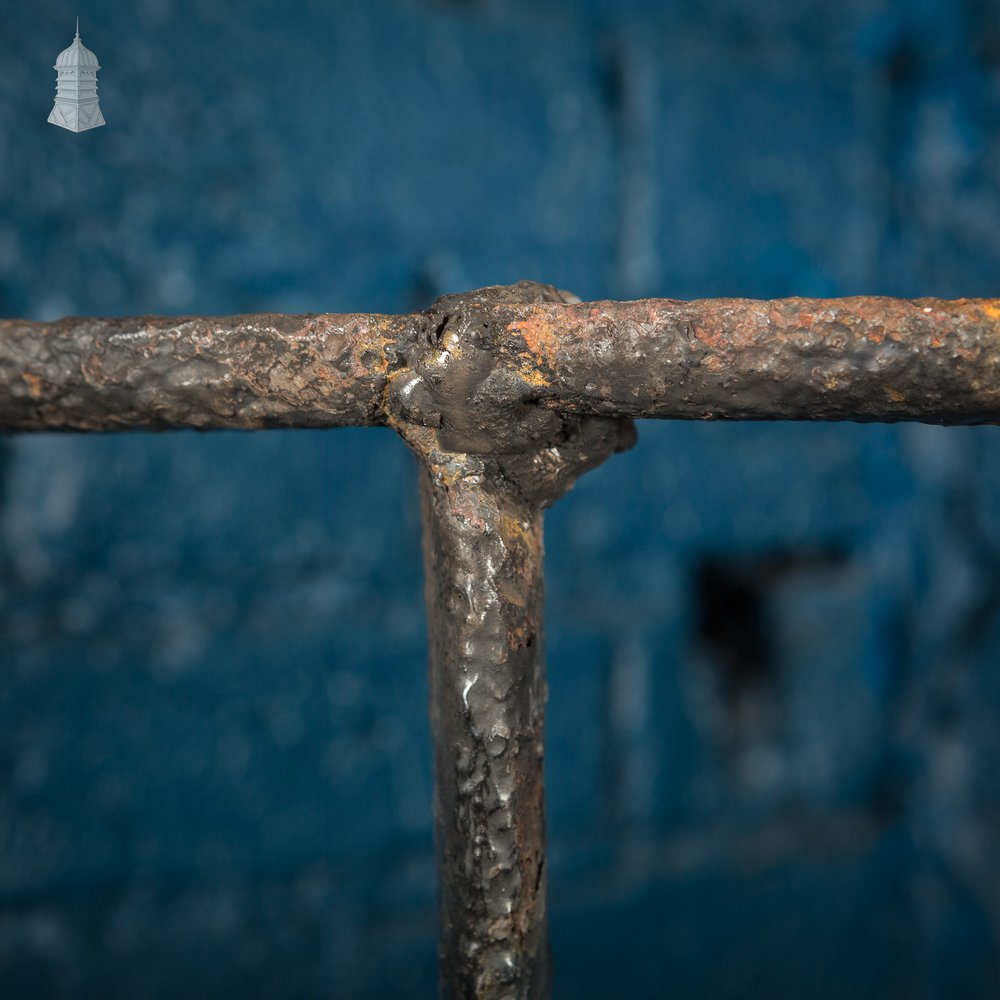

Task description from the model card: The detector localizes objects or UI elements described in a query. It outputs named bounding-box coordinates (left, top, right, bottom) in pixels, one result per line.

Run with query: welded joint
left=385, top=280, right=637, bottom=507
left=386, top=282, right=635, bottom=999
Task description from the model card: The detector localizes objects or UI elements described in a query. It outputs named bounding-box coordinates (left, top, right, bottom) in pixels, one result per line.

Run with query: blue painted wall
left=2, top=1, right=1000, bottom=996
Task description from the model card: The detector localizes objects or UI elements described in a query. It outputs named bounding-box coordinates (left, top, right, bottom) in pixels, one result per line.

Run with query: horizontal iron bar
left=0, top=312, right=410, bottom=430
left=1, top=295, right=998, bottom=431
left=3, top=283, right=997, bottom=1000
left=503, top=296, right=1000, bottom=423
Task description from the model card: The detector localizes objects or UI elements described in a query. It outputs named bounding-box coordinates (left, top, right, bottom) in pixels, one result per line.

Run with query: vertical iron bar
left=4, top=286, right=996, bottom=997
left=419, top=459, right=551, bottom=1000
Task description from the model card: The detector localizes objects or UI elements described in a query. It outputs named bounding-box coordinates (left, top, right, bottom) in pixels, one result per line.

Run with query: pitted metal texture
left=2, top=282, right=999, bottom=1000
left=386, top=281, right=637, bottom=509
left=390, top=284, right=635, bottom=999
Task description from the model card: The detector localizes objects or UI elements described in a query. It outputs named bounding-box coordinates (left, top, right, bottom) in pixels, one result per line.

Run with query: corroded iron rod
left=493, top=295, right=1000, bottom=424
left=1, top=282, right=998, bottom=1000
left=390, top=283, right=632, bottom=1000
left=419, top=460, right=550, bottom=999
left=0, top=312, right=410, bottom=430
left=1, top=291, right=998, bottom=431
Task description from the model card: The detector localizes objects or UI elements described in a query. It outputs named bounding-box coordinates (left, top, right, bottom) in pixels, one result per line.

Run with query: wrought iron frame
left=2, top=280, right=998, bottom=998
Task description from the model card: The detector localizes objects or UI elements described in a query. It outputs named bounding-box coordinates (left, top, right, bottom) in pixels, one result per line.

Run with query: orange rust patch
left=498, top=509, right=534, bottom=549
left=345, top=320, right=393, bottom=383
left=450, top=498, right=488, bottom=533
left=509, top=621, right=535, bottom=649
left=694, top=325, right=725, bottom=352
left=508, top=315, right=558, bottom=389
left=21, top=372, right=43, bottom=399
left=515, top=363, right=551, bottom=390
left=886, top=387, right=905, bottom=403
left=695, top=316, right=762, bottom=355
left=509, top=314, right=561, bottom=362
left=82, top=354, right=104, bottom=380
left=499, top=579, right=528, bottom=611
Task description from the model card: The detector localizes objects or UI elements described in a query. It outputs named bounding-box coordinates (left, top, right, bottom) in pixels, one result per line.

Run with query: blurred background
left=2, top=0, right=1000, bottom=997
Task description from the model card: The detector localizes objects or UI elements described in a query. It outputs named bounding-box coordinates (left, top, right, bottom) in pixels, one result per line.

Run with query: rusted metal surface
left=1, top=281, right=999, bottom=999
left=0, top=312, right=411, bottom=430
left=395, top=284, right=633, bottom=999
left=491, top=295, right=1000, bottom=424
left=2, top=287, right=998, bottom=432
left=419, top=465, right=551, bottom=999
